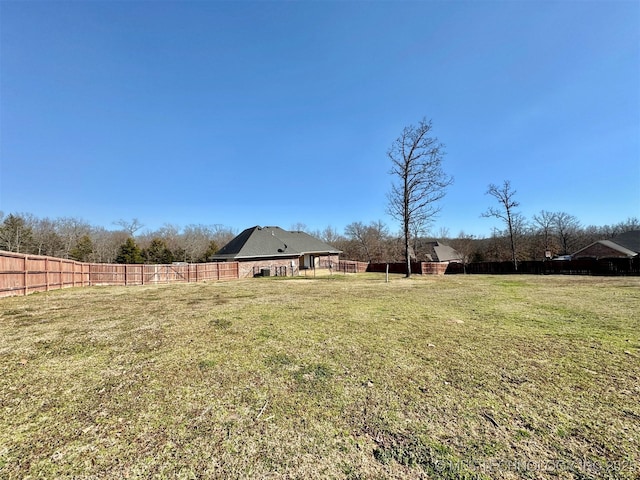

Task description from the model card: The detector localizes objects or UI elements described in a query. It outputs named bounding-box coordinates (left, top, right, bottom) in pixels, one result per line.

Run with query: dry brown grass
left=1, top=274, right=639, bottom=479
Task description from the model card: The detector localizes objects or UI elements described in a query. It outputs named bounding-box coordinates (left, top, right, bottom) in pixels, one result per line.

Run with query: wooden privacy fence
left=367, top=261, right=449, bottom=275
left=338, top=260, right=369, bottom=274
left=0, top=251, right=90, bottom=297
left=89, top=262, right=239, bottom=286
left=446, top=258, right=640, bottom=276
left=0, top=250, right=239, bottom=298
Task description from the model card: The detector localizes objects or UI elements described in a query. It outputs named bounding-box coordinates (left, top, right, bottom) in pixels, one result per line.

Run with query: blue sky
left=1, top=0, right=638, bottom=238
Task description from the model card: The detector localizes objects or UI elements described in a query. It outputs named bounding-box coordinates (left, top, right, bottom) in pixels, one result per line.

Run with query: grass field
left=1, top=273, right=638, bottom=479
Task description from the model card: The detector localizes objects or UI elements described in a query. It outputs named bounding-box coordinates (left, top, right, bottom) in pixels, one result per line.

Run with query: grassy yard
left=1, top=274, right=638, bottom=479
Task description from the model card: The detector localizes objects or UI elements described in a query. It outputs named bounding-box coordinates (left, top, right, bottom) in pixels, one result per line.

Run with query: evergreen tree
left=198, top=240, right=219, bottom=262
left=69, top=234, right=94, bottom=262
left=142, top=238, right=174, bottom=264
left=115, top=238, right=144, bottom=264
left=0, top=214, right=33, bottom=253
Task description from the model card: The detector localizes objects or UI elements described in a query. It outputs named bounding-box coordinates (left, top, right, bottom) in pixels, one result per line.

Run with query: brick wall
left=236, top=254, right=341, bottom=278
left=574, top=242, right=630, bottom=259
left=236, top=257, right=298, bottom=278
left=368, top=262, right=450, bottom=275
left=420, top=262, right=449, bottom=275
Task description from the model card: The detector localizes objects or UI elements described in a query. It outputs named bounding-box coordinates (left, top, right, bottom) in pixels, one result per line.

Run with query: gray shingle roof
left=212, top=226, right=342, bottom=260
left=612, top=230, right=640, bottom=254
left=424, top=241, right=463, bottom=262
left=572, top=230, right=640, bottom=259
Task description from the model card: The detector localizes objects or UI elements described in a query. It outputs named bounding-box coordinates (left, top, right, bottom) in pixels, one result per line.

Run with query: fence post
left=45, top=257, right=50, bottom=291
left=24, top=255, right=28, bottom=296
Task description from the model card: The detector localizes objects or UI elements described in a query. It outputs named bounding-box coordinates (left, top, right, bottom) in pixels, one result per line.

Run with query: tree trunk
left=405, top=235, right=411, bottom=278
left=508, top=218, right=518, bottom=271
left=404, top=217, right=411, bottom=278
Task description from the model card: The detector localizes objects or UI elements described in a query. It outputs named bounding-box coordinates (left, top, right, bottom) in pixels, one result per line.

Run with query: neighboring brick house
left=572, top=230, right=640, bottom=260
left=211, top=226, right=342, bottom=278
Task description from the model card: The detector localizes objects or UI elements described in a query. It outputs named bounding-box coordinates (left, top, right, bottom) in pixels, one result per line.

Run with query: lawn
left=1, top=274, right=638, bottom=479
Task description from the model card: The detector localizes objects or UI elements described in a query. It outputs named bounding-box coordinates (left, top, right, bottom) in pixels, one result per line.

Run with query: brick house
left=572, top=230, right=640, bottom=260
left=211, top=226, right=342, bottom=278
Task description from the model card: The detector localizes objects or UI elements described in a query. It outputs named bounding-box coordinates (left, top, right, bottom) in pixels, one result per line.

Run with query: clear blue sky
left=1, top=0, right=639, bottom=238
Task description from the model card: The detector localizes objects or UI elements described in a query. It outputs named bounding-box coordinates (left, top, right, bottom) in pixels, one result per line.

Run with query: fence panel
left=89, top=264, right=124, bottom=285
left=0, top=252, right=27, bottom=296
left=0, top=250, right=241, bottom=298
left=0, top=251, right=90, bottom=297
left=216, top=262, right=239, bottom=280
left=338, top=260, right=368, bottom=273
left=457, top=258, right=639, bottom=276
left=367, top=262, right=448, bottom=275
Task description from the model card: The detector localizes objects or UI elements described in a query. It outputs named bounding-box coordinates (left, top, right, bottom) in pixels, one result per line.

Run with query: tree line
left=309, top=215, right=639, bottom=266
left=0, top=214, right=236, bottom=264
left=0, top=211, right=636, bottom=266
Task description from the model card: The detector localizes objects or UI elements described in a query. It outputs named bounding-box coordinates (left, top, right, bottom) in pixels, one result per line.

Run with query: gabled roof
left=424, top=241, right=463, bottom=263
left=611, top=230, right=640, bottom=254
left=212, top=226, right=342, bottom=260
left=572, top=230, right=640, bottom=259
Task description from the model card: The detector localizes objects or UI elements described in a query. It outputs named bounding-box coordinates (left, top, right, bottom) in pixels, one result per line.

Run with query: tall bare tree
left=387, top=118, right=453, bottom=277
left=91, top=227, right=128, bottom=263
left=182, top=224, right=218, bottom=262
left=210, top=224, right=236, bottom=250
left=344, top=221, right=390, bottom=263
left=317, top=225, right=342, bottom=246
left=482, top=180, right=521, bottom=270
left=31, top=217, right=63, bottom=256
left=345, top=222, right=373, bottom=262
left=113, top=218, right=144, bottom=237
left=532, top=210, right=558, bottom=258
left=449, top=231, right=477, bottom=273
left=553, top=212, right=580, bottom=255
left=56, top=217, right=92, bottom=259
